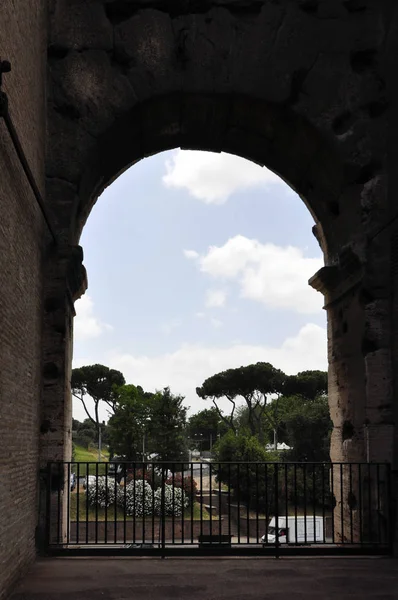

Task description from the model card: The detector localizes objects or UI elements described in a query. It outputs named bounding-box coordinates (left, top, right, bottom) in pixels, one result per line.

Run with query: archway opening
left=72, top=148, right=328, bottom=455
left=66, top=94, right=339, bottom=465
left=67, top=145, right=339, bottom=545
left=44, top=92, right=381, bottom=550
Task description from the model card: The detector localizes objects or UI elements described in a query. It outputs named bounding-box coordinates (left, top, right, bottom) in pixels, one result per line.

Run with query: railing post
left=161, top=465, right=166, bottom=558
left=275, top=462, right=279, bottom=559
left=45, top=462, right=52, bottom=550
left=387, top=463, right=394, bottom=553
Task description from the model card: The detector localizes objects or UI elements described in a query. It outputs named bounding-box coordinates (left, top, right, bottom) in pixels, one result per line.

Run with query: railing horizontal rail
left=46, top=461, right=392, bottom=557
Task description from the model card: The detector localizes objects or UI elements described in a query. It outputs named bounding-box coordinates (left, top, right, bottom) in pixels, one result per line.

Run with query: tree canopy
left=196, top=362, right=285, bottom=440
left=187, top=407, right=226, bottom=450
left=71, top=364, right=125, bottom=431
left=107, top=385, right=188, bottom=465
left=284, top=370, right=328, bottom=400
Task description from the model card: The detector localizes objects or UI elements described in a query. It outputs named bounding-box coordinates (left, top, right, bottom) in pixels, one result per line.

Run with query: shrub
left=154, top=484, right=189, bottom=516
left=117, top=480, right=154, bottom=517
left=125, top=468, right=162, bottom=489
left=87, top=476, right=116, bottom=508
left=165, top=474, right=197, bottom=502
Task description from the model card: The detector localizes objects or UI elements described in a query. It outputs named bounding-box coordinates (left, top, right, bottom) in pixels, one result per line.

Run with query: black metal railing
left=46, top=461, right=392, bottom=556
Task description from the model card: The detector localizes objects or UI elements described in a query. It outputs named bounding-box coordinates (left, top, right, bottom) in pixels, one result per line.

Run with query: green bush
left=212, top=431, right=280, bottom=512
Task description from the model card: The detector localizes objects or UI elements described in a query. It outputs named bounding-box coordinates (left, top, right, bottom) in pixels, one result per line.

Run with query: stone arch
left=70, top=93, right=343, bottom=256
left=42, top=0, right=393, bottom=483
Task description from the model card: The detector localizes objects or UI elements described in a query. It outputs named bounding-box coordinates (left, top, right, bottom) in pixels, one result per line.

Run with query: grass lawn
left=72, top=445, right=109, bottom=475
left=69, top=493, right=212, bottom=522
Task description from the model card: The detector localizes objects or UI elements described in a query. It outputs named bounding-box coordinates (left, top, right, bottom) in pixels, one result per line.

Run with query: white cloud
left=161, top=319, right=182, bottom=335
left=205, top=289, right=227, bottom=308
left=104, top=323, right=327, bottom=416
left=195, top=235, right=323, bottom=314
left=183, top=249, right=199, bottom=260
left=163, top=150, right=282, bottom=204
left=195, top=312, right=205, bottom=319
left=211, top=318, right=223, bottom=329
left=74, top=295, right=113, bottom=341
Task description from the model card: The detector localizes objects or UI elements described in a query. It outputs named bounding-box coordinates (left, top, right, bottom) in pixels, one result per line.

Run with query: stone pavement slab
left=12, top=557, right=398, bottom=600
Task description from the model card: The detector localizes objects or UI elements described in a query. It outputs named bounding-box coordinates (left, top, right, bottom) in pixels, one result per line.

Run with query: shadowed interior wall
left=0, top=1, right=46, bottom=598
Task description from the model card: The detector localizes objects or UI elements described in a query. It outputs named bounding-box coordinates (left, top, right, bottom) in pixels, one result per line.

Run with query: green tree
left=107, top=385, right=188, bottom=466
left=284, top=370, right=327, bottom=401
left=147, top=387, right=188, bottom=466
left=196, top=362, right=286, bottom=441
left=213, top=431, right=279, bottom=511
left=107, top=385, right=151, bottom=461
left=71, top=364, right=125, bottom=443
left=187, top=407, right=225, bottom=451
left=283, top=396, right=332, bottom=462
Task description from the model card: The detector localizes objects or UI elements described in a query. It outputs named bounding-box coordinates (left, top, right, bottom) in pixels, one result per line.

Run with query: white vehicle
left=261, top=516, right=324, bottom=544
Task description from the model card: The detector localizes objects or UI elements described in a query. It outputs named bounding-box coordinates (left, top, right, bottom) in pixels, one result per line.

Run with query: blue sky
left=72, top=150, right=327, bottom=422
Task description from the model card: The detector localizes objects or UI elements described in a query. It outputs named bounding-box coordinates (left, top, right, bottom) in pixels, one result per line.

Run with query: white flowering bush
left=87, top=476, right=116, bottom=508
left=117, top=480, right=154, bottom=517
left=154, top=484, right=189, bottom=517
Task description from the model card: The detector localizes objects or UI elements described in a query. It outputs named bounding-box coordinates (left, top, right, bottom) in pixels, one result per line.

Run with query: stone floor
left=12, top=557, right=398, bottom=600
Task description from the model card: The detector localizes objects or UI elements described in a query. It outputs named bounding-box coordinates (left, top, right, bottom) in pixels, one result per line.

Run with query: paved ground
left=11, top=557, right=398, bottom=600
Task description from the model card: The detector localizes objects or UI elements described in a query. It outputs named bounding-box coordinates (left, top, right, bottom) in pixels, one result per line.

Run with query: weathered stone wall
left=0, top=1, right=47, bottom=598
left=0, top=6, right=398, bottom=599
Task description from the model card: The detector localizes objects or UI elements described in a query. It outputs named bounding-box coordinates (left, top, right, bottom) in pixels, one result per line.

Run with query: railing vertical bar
left=133, top=463, right=136, bottom=544
left=294, top=463, right=298, bottom=545
left=321, top=463, right=326, bottom=544
left=142, top=463, right=146, bottom=544
left=161, top=466, right=166, bottom=558
left=104, top=462, right=108, bottom=544
left=181, top=462, right=185, bottom=545
left=152, top=464, right=157, bottom=545
left=256, top=463, right=259, bottom=543
left=46, top=462, right=52, bottom=547
left=114, top=463, right=118, bottom=544
left=95, top=463, right=99, bottom=544
left=285, top=464, right=289, bottom=543
left=237, top=463, right=241, bottom=544
left=86, top=463, right=89, bottom=545
left=368, top=462, right=372, bottom=544
left=246, top=462, right=250, bottom=544
left=330, top=464, right=335, bottom=544
left=303, top=463, right=307, bottom=545
left=200, top=463, right=203, bottom=539
left=123, top=464, right=127, bottom=545
left=340, top=463, right=344, bottom=544
left=377, top=463, right=381, bottom=545
left=387, top=463, right=393, bottom=551
left=358, top=463, right=363, bottom=545
left=349, top=463, right=354, bottom=544
left=228, top=463, right=232, bottom=542
left=209, top=462, right=213, bottom=540
left=313, top=464, right=316, bottom=544
left=264, top=463, right=269, bottom=546
left=275, top=462, right=279, bottom=558
left=67, top=462, right=71, bottom=545
left=76, top=462, right=80, bottom=545
left=219, top=462, right=222, bottom=544
left=172, top=465, right=175, bottom=545
left=190, top=461, right=194, bottom=544
left=57, top=462, right=62, bottom=544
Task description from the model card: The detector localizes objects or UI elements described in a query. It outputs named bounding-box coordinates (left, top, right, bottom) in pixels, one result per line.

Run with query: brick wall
left=0, top=2, right=47, bottom=598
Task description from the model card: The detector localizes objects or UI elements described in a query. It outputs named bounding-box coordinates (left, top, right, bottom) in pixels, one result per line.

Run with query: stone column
left=37, top=244, right=87, bottom=550
left=310, top=231, right=393, bottom=545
